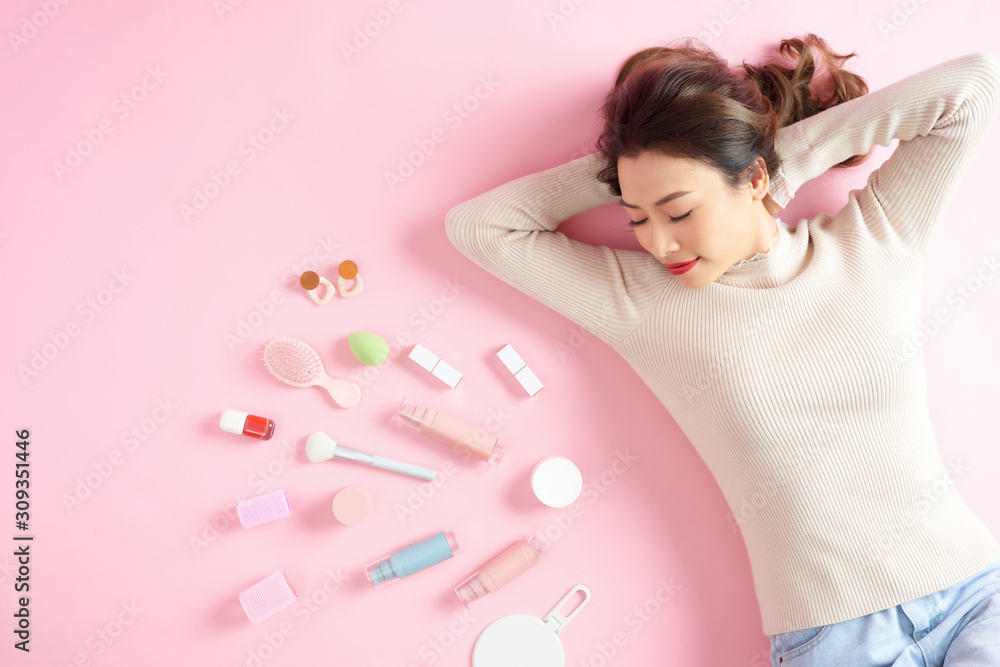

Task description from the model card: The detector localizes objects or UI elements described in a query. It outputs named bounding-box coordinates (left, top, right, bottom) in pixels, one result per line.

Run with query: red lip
left=665, top=257, right=700, bottom=274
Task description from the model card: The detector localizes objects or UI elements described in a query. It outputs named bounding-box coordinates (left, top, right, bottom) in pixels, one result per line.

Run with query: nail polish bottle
left=220, top=409, right=275, bottom=440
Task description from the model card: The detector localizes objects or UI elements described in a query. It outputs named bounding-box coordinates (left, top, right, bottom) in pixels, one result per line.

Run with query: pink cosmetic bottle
left=393, top=396, right=506, bottom=466
left=454, top=533, right=548, bottom=605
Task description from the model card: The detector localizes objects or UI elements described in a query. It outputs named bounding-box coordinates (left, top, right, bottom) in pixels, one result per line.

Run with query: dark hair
left=594, top=33, right=875, bottom=198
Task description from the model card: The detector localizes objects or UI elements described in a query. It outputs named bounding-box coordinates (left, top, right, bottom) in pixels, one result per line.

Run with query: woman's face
left=617, top=151, right=775, bottom=289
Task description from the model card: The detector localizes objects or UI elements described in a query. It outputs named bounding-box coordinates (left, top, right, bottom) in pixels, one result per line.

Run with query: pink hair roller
left=239, top=570, right=298, bottom=623
left=237, top=490, right=292, bottom=528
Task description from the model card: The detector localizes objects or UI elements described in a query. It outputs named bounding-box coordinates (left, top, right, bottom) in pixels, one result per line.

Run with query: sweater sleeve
left=444, top=150, right=663, bottom=347
left=765, top=52, right=1000, bottom=258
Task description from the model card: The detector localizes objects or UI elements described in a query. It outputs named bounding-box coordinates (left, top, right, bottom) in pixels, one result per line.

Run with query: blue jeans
left=768, top=556, right=1000, bottom=666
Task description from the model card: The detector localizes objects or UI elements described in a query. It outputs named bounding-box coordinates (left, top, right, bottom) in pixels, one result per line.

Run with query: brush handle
left=371, top=456, right=437, bottom=481
left=314, top=371, right=361, bottom=408
left=332, top=444, right=436, bottom=481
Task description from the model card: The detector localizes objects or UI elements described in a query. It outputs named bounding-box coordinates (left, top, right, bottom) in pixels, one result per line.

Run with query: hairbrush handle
left=314, top=372, right=362, bottom=408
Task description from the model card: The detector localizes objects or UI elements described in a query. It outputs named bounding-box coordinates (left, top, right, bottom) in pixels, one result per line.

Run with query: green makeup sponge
left=349, top=332, right=389, bottom=366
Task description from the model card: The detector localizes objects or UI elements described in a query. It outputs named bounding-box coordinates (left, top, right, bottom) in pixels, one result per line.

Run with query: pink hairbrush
left=262, top=337, right=361, bottom=408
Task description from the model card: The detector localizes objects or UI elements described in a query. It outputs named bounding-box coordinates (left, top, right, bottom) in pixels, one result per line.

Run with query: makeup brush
left=305, top=431, right=437, bottom=481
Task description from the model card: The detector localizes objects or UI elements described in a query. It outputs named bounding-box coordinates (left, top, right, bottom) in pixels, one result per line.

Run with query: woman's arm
left=765, top=52, right=1000, bottom=258
left=444, top=151, right=664, bottom=347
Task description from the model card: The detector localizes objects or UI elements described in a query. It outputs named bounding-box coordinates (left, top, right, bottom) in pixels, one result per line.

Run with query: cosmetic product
left=366, top=531, right=459, bottom=589
left=331, top=486, right=372, bottom=526
left=394, top=396, right=505, bottom=466
left=408, top=343, right=463, bottom=388
left=455, top=533, right=548, bottom=606
left=531, top=457, right=582, bottom=508
left=239, top=570, right=299, bottom=623
left=472, top=585, right=591, bottom=667
left=299, top=271, right=335, bottom=305
left=262, top=336, right=361, bottom=408
left=219, top=409, right=275, bottom=440
left=348, top=332, right=389, bottom=366
left=496, top=344, right=544, bottom=396
left=237, top=490, right=292, bottom=528
left=306, top=431, right=437, bottom=481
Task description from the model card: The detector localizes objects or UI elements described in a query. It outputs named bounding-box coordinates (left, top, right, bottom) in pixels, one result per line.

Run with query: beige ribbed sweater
left=444, top=52, right=1000, bottom=635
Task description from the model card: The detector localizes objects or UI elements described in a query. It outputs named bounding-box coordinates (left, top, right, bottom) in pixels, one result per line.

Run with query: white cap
left=431, top=360, right=463, bottom=388
left=408, top=344, right=439, bottom=371
left=409, top=344, right=462, bottom=387
left=496, top=344, right=526, bottom=373
left=497, top=344, right=542, bottom=396
left=220, top=409, right=248, bottom=435
left=514, top=367, right=543, bottom=396
left=531, top=457, right=583, bottom=508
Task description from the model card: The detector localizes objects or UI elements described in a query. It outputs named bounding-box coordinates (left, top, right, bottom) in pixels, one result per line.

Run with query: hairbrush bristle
left=262, top=336, right=324, bottom=387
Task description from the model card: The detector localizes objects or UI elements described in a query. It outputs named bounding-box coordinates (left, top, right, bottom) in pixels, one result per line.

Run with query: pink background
left=2, top=1, right=999, bottom=665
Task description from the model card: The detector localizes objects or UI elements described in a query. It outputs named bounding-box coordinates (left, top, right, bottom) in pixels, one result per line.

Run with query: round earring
left=300, top=271, right=335, bottom=305
left=337, top=260, right=365, bottom=298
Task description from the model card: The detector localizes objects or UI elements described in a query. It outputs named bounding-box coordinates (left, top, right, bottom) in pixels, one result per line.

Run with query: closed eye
left=628, top=210, right=692, bottom=227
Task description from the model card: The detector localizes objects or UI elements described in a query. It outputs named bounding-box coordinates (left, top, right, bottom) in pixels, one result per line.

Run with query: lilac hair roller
left=237, top=490, right=292, bottom=528
left=239, top=570, right=298, bottom=622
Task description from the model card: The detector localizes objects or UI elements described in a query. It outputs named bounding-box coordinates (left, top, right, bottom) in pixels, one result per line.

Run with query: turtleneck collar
left=711, top=219, right=807, bottom=289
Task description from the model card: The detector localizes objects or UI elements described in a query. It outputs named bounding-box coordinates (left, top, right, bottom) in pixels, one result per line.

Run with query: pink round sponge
left=332, top=486, right=371, bottom=525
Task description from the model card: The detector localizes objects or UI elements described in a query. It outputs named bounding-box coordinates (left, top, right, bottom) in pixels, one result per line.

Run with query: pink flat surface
left=2, top=1, right=999, bottom=665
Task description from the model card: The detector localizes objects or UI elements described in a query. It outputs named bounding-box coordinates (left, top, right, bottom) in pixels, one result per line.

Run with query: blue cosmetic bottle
left=366, top=531, right=460, bottom=589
